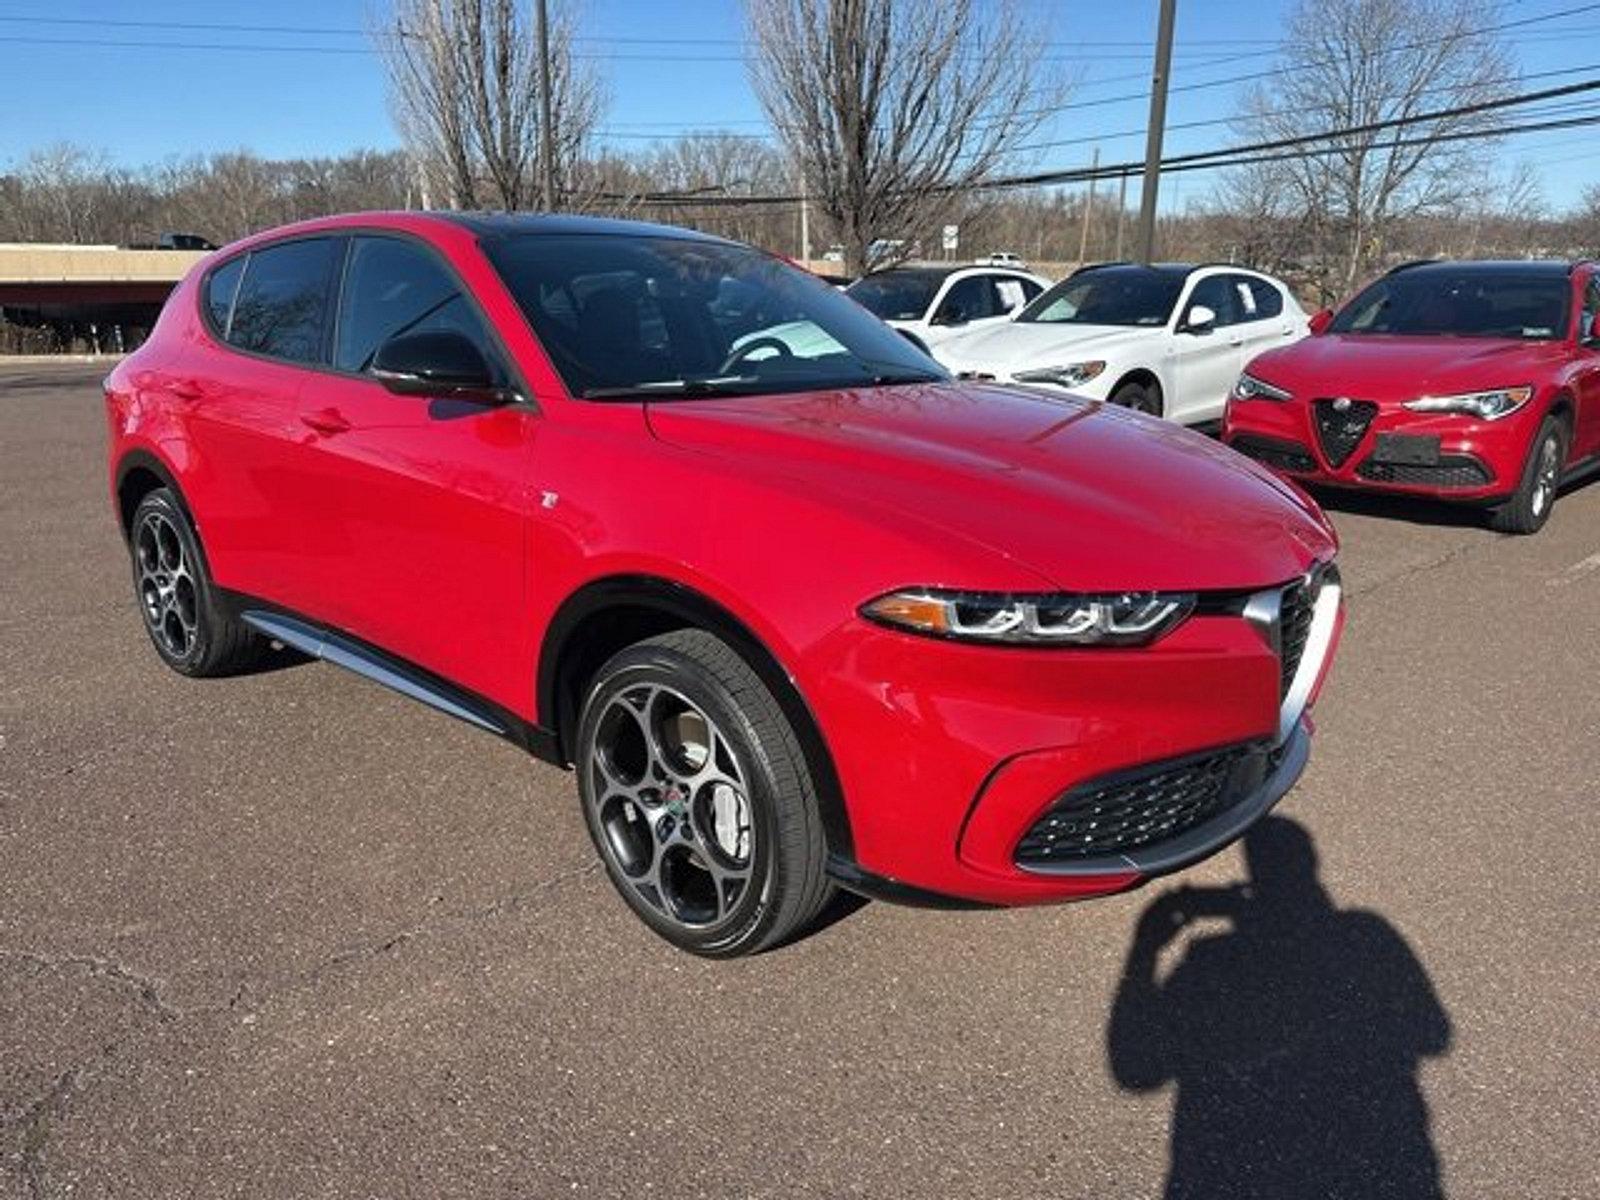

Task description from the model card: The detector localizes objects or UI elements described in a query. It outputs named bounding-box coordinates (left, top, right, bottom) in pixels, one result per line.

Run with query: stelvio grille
left=1278, top=576, right=1316, bottom=700
left=1014, top=744, right=1253, bottom=866
left=1231, top=435, right=1317, bottom=474
left=1312, top=399, right=1379, bottom=467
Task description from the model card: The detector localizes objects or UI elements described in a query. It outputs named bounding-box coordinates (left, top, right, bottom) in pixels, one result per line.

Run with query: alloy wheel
left=1531, top=434, right=1559, bottom=518
left=586, top=683, right=755, bottom=929
left=134, top=510, right=199, bottom=659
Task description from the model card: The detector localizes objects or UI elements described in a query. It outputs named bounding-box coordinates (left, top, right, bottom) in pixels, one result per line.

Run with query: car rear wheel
left=575, top=629, right=832, bottom=957
left=129, top=488, right=264, bottom=676
left=1110, top=378, right=1163, bottom=417
left=1490, top=416, right=1566, bottom=535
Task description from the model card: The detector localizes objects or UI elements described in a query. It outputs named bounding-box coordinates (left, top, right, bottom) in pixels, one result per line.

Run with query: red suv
left=106, top=213, right=1342, bottom=956
left=1224, top=259, right=1600, bottom=533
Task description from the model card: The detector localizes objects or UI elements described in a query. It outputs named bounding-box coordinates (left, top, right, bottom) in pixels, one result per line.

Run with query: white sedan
left=934, top=263, right=1309, bottom=425
left=844, top=265, right=1050, bottom=349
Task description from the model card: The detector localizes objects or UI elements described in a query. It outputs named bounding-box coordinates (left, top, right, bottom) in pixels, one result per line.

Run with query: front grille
left=1311, top=399, right=1379, bottom=467
left=1277, top=576, right=1316, bottom=700
left=1355, top=456, right=1492, bottom=488
left=1014, top=744, right=1255, bottom=866
left=1231, top=435, right=1317, bottom=474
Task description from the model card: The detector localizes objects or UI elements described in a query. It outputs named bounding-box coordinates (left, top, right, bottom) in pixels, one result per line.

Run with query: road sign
left=942, top=224, right=959, bottom=252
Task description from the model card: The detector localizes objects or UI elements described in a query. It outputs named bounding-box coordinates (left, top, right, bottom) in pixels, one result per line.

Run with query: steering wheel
left=720, top=336, right=794, bottom=375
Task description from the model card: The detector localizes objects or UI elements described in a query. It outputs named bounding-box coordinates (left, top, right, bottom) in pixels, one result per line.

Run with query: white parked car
left=976, top=251, right=1027, bottom=268
left=844, top=265, right=1050, bottom=349
left=935, top=263, right=1309, bottom=425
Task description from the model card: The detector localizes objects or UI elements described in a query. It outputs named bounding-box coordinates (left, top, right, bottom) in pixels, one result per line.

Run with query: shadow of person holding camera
left=1108, top=816, right=1451, bottom=1199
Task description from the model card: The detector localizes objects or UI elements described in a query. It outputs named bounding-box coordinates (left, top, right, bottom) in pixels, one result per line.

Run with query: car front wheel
left=1491, top=416, right=1566, bottom=535
left=575, top=629, right=832, bottom=956
left=1110, top=378, right=1163, bottom=417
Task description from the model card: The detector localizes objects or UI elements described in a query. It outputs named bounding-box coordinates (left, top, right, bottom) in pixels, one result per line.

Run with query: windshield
left=1017, top=267, right=1185, bottom=328
left=845, top=271, right=944, bottom=321
left=482, top=234, right=946, bottom=398
left=1329, top=271, right=1571, bottom=340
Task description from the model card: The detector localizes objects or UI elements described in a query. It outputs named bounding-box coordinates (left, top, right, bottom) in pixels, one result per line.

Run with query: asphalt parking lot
left=2, top=360, right=1596, bottom=1199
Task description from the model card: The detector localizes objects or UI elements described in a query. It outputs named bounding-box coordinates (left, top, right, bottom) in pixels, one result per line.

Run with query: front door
left=1168, top=274, right=1245, bottom=424
left=289, top=234, right=536, bottom=712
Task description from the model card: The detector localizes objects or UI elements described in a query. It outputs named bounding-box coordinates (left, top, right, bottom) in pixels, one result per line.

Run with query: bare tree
left=1576, top=184, right=1600, bottom=257
left=376, top=0, right=604, bottom=210
left=744, top=0, right=1061, bottom=275
left=1228, top=0, right=1513, bottom=299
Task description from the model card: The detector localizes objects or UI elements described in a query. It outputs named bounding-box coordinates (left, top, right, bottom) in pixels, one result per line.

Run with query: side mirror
left=371, top=330, right=508, bottom=402
left=1183, top=304, right=1217, bottom=334
left=932, top=303, right=967, bottom=327
left=897, top=327, right=934, bottom=356
left=1307, top=308, right=1335, bottom=336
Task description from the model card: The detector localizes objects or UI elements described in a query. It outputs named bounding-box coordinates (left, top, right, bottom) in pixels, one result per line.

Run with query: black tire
left=128, top=487, right=265, bottom=676
left=1490, top=416, right=1566, bottom=535
left=574, top=629, right=833, bottom=957
left=1110, top=377, right=1163, bottom=417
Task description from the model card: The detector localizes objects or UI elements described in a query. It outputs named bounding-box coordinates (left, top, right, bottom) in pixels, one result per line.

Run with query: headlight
left=1403, top=386, right=1532, bottom=421
left=861, top=588, right=1195, bottom=646
left=1231, top=372, right=1293, bottom=402
left=1012, top=361, right=1107, bottom=388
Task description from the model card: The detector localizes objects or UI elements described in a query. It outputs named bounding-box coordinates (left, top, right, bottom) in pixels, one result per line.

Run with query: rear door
left=288, top=233, right=537, bottom=709
left=1168, top=273, right=1246, bottom=424
left=179, top=236, right=340, bottom=607
left=1233, top=274, right=1303, bottom=363
left=1574, top=272, right=1600, bottom=458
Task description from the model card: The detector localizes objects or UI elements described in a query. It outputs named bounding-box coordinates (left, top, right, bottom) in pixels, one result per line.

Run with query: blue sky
left=1, top=0, right=1597, bottom=211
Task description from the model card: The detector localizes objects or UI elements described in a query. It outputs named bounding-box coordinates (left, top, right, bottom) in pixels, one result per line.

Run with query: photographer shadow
left=1107, top=816, right=1451, bottom=1199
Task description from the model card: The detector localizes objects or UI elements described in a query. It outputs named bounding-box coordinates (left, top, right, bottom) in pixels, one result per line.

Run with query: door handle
left=169, top=378, right=203, bottom=400
left=1227, top=338, right=1244, bottom=348
left=300, top=407, right=351, bottom=436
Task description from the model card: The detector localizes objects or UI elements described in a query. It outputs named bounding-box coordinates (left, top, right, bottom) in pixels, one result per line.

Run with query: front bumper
left=1222, top=393, right=1538, bottom=502
left=808, top=564, right=1342, bottom=907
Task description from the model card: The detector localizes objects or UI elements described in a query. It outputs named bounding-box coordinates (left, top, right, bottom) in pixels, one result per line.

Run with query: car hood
left=1248, top=334, right=1569, bottom=400
left=935, top=322, right=1160, bottom=373
left=646, top=382, right=1335, bottom=593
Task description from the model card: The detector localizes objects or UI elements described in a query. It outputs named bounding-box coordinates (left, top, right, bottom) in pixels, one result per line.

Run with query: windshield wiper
left=581, top=376, right=757, bottom=400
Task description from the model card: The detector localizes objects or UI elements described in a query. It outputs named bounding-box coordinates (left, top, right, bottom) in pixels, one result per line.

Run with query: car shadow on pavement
left=1309, top=487, right=1495, bottom=529
left=1106, top=816, right=1451, bottom=1200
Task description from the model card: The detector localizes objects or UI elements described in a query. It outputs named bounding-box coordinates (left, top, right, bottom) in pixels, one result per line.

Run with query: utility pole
left=1135, top=0, right=1177, bottom=264
left=535, top=0, right=556, bottom=211
left=799, top=189, right=811, bottom=263
left=1077, top=146, right=1100, bottom=267
left=1114, top=169, right=1128, bottom=259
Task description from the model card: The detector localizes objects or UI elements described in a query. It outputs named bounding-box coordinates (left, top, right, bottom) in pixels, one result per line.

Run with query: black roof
left=433, top=211, right=732, bottom=243
left=1386, top=258, right=1581, bottom=277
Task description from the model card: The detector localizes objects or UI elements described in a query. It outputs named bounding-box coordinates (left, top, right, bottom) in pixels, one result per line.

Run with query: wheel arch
left=538, top=574, right=853, bottom=858
left=1546, top=388, right=1576, bottom=437
left=1109, top=367, right=1164, bottom=407
left=114, top=448, right=190, bottom=541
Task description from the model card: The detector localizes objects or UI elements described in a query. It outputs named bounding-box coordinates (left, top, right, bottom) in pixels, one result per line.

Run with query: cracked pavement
left=2, top=362, right=1597, bottom=1198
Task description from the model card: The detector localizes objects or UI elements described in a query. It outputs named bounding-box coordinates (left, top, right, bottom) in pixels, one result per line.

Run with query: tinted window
left=335, top=236, right=502, bottom=378
left=938, top=275, right=1001, bottom=322
left=1581, top=275, right=1599, bottom=339
left=205, top=256, right=244, bottom=335
left=846, top=271, right=946, bottom=321
left=229, top=238, right=339, bottom=363
left=1185, top=275, right=1243, bottom=327
left=1329, top=270, right=1570, bottom=340
left=483, top=234, right=944, bottom=399
left=1018, top=267, right=1185, bottom=327
left=1247, top=277, right=1284, bottom=319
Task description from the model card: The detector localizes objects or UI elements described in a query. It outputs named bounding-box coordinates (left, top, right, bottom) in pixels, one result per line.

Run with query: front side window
left=1184, top=275, right=1244, bottom=328
left=335, top=236, right=503, bottom=379
left=483, top=234, right=944, bottom=399
left=845, top=271, right=946, bottom=322
left=1018, top=267, right=1185, bottom=328
left=936, top=275, right=1001, bottom=323
left=229, top=238, right=339, bottom=364
left=1329, top=270, right=1571, bottom=340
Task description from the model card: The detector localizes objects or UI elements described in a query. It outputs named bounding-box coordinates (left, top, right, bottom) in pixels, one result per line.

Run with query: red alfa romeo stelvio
left=1224, top=259, right=1600, bottom=534
left=105, top=212, right=1343, bottom=956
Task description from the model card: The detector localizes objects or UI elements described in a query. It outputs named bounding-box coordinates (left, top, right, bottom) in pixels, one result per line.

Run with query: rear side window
left=229, top=238, right=339, bottom=364
left=205, top=256, right=244, bottom=335
left=1246, top=277, right=1284, bottom=319
left=334, top=236, right=503, bottom=377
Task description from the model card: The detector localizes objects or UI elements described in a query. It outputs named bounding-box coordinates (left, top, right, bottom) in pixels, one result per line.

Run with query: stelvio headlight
left=861, top=588, right=1196, bottom=646
left=1013, top=361, right=1107, bottom=388
left=1231, top=372, right=1293, bottom=402
left=1403, top=386, right=1532, bottom=421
